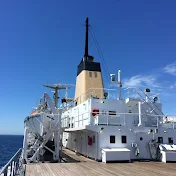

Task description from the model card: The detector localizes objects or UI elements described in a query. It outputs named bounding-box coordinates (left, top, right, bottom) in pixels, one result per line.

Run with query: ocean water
left=0, top=135, right=23, bottom=168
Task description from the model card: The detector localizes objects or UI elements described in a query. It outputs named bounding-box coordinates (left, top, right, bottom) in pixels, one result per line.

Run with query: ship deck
left=25, top=149, right=176, bottom=176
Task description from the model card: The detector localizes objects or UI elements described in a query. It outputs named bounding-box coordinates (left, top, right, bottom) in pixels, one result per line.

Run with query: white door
left=136, top=133, right=149, bottom=159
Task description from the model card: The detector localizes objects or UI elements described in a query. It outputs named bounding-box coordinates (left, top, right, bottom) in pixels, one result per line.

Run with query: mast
left=43, top=84, right=74, bottom=108
left=84, top=17, right=89, bottom=60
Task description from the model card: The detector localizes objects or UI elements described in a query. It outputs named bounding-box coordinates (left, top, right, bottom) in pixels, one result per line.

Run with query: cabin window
left=94, top=72, right=97, bottom=78
left=168, top=137, right=173, bottom=144
left=121, top=136, right=127, bottom=143
left=158, top=137, right=163, bottom=143
left=109, top=111, right=116, bottom=115
left=89, top=72, right=92, bottom=77
left=110, top=135, right=115, bottom=143
left=140, top=137, right=143, bottom=141
left=93, top=135, right=95, bottom=143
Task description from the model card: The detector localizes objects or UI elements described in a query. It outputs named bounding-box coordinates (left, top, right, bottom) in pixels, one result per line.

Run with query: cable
left=89, top=27, right=111, bottom=87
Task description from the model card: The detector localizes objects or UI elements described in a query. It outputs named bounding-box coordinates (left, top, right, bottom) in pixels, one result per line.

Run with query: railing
left=124, top=87, right=160, bottom=103
left=61, top=111, right=90, bottom=128
left=0, top=148, right=24, bottom=176
left=61, top=111, right=144, bottom=128
left=161, top=116, right=176, bottom=129
left=61, top=110, right=176, bottom=129
left=76, top=88, right=117, bottom=103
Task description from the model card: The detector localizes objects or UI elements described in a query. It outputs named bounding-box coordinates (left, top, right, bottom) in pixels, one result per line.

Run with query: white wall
left=63, top=130, right=98, bottom=159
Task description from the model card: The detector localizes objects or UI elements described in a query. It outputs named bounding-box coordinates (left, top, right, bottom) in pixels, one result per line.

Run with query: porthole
left=140, top=137, right=143, bottom=141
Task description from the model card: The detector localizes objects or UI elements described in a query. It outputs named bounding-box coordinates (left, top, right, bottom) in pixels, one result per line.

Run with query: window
left=168, top=137, right=173, bottom=144
left=110, top=135, right=115, bottom=143
left=158, top=137, right=163, bottom=143
left=140, top=137, right=143, bottom=141
left=121, top=136, right=127, bottom=143
left=94, top=72, right=97, bottom=78
left=93, top=135, right=95, bottom=143
left=109, top=111, right=116, bottom=115
left=89, top=72, right=92, bottom=77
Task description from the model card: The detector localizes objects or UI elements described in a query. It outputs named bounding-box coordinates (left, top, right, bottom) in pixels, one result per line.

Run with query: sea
left=0, top=135, right=23, bottom=168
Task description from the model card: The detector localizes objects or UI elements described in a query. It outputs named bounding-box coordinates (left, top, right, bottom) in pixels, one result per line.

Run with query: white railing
left=76, top=88, right=117, bottom=102
left=73, top=87, right=161, bottom=106
left=61, top=111, right=90, bottom=128
left=124, top=87, right=160, bottom=103
left=0, top=148, right=24, bottom=176
left=61, top=111, right=175, bottom=128
left=161, top=116, right=176, bottom=129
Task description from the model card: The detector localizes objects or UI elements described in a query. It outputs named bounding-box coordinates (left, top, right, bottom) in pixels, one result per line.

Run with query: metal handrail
left=0, top=148, right=23, bottom=176
left=61, top=110, right=176, bottom=128
left=76, top=88, right=117, bottom=102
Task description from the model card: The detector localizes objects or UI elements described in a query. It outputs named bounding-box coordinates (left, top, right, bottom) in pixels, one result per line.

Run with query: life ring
left=92, top=108, right=99, bottom=116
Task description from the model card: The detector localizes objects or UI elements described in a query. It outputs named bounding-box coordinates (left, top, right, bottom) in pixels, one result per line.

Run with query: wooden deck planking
left=26, top=149, right=176, bottom=176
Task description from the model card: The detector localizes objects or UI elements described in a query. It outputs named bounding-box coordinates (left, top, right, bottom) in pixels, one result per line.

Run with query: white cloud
left=169, top=83, right=176, bottom=89
left=163, top=62, right=176, bottom=76
left=123, top=75, right=160, bottom=88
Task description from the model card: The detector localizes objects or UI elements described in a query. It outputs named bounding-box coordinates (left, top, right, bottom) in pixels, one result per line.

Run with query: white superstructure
left=60, top=17, right=176, bottom=163
left=21, top=17, right=176, bottom=164
left=61, top=86, right=176, bottom=162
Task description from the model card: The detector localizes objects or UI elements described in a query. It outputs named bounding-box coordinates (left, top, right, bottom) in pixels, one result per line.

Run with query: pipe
left=118, top=70, right=122, bottom=100
left=118, top=70, right=121, bottom=83
left=138, top=102, right=142, bottom=126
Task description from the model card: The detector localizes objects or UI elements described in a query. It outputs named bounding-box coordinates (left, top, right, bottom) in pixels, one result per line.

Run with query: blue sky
left=0, top=0, right=176, bottom=134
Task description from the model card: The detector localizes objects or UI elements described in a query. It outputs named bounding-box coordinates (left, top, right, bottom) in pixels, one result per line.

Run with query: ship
left=1, top=17, right=176, bottom=176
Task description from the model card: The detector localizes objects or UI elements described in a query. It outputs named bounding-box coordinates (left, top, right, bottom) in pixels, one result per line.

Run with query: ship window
left=94, top=72, right=97, bottom=78
left=109, top=111, right=116, bottom=115
left=158, top=137, right=163, bottom=143
left=140, top=137, right=143, bottom=141
left=110, top=135, right=115, bottom=143
left=168, top=137, right=173, bottom=144
left=121, top=136, right=127, bottom=143
left=89, top=72, right=92, bottom=77
left=93, top=135, right=95, bottom=143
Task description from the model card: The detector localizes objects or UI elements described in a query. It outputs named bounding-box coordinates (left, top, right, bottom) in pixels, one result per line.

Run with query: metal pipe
left=118, top=70, right=122, bottom=100
left=138, top=102, right=142, bottom=126
left=95, top=132, right=98, bottom=161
